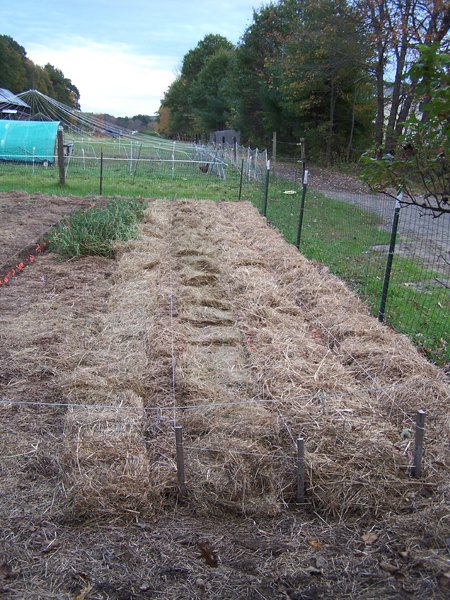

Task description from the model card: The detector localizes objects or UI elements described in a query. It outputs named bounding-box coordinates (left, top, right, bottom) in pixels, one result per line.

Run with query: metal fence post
left=99, top=149, right=103, bottom=196
left=300, top=138, right=306, bottom=182
left=272, top=131, right=277, bottom=176
left=238, top=158, right=244, bottom=201
left=296, top=170, right=308, bottom=249
left=379, top=193, right=402, bottom=322
left=262, top=160, right=270, bottom=217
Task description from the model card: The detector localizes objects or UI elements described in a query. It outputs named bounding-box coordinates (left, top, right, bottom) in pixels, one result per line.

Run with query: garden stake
left=175, top=425, right=186, bottom=500
left=412, top=410, right=426, bottom=478
left=296, top=170, right=308, bottom=249
left=297, top=437, right=305, bottom=503
left=379, top=193, right=402, bottom=322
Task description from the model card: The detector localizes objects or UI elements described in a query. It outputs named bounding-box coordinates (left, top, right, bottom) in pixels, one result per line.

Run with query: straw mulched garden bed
left=0, top=195, right=448, bottom=599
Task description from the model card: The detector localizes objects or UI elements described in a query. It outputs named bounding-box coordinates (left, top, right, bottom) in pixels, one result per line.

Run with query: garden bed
left=0, top=195, right=448, bottom=599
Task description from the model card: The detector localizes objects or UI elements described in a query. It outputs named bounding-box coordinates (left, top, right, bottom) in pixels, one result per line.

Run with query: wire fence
left=250, top=157, right=449, bottom=365
left=0, top=138, right=268, bottom=200
left=0, top=135, right=448, bottom=363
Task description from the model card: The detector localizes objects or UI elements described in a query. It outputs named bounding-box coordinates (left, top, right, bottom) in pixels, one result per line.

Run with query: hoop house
left=0, top=120, right=60, bottom=163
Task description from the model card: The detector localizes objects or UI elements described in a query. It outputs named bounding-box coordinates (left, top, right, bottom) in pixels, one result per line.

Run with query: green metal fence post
left=262, top=160, right=270, bottom=217
left=238, top=158, right=244, bottom=201
left=296, top=170, right=308, bottom=249
left=379, top=193, right=402, bottom=322
left=99, top=149, right=103, bottom=196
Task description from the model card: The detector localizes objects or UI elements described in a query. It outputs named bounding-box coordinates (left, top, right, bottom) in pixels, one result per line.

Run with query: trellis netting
left=0, top=120, right=60, bottom=163
left=12, top=90, right=268, bottom=183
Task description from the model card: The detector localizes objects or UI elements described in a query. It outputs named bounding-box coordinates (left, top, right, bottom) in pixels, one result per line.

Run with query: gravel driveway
left=321, top=189, right=450, bottom=277
left=275, top=162, right=449, bottom=279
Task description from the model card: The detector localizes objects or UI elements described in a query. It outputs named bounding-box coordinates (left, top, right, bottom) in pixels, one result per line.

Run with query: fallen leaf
left=379, top=561, right=400, bottom=575
left=197, top=541, right=218, bottom=568
left=75, top=584, right=92, bottom=600
left=304, top=565, right=322, bottom=575
left=362, top=532, right=379, bottom=545
left=307, top=538, right=323, bottom=550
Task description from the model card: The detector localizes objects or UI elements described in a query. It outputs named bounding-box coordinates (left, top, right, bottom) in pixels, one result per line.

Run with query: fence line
left=0, top=382, right=428, bottom=415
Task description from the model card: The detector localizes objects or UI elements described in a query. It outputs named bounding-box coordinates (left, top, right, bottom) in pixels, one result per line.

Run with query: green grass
left=0, top=159, right=247, bottom=200
left=48, top=198, right=146, bottom=257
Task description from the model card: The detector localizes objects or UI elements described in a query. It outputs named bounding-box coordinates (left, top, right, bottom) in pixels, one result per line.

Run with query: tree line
left=0, top=35, right=80, bottom=109
left=159, top=0, right=449, bottom=165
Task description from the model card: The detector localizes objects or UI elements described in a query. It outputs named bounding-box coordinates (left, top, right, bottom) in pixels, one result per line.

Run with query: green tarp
left=0, top=120, right=60, bottom=163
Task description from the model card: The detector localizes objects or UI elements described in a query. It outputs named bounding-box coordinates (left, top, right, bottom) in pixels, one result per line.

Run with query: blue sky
left=3, top=0, right=260, bottom=116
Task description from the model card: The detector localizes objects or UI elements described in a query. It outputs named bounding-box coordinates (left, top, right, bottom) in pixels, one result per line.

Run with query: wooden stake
left=412, top=410, right=426, bottom=478
left=175, top=425, right=186, bottom=500
left=297, top=437, right=305, bottom=503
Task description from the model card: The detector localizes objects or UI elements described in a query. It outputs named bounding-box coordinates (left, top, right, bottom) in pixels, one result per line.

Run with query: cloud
left=26, top=39, right=177, bottom=117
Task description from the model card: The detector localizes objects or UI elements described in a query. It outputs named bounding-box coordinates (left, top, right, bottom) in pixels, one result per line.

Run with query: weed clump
left=48, top=198, right=146, bottom=257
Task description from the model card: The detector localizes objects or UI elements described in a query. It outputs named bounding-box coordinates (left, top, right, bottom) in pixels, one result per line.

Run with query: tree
left=361, top=44, right=449, bottom=216
left=190, top=48, right=235, bottom=130
left=160, top=34, right=235, bottom=137
left=44, top=64, right=80, bottom=109
left=0, top=35, right=28, bottom=92
left=229, top=1, right=300, bottom=145
left=0, top=35, right=81, bottom=109
left=356, top=0, right=450, bottom=154
left=281, top=0, right=373, bottom=164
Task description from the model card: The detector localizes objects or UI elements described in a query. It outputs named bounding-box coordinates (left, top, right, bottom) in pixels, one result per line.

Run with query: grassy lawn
left=0, top=159, right=247, bottom=200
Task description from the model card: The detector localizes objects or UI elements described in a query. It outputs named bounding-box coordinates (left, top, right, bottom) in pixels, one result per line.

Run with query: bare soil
left=0, top=192, right=104, bottom=266
left=0, top=194, right=448, bottom=599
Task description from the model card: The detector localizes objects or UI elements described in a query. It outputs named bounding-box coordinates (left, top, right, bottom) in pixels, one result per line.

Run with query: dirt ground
left=0, top=193, right=449, bottom=599
left=0, top=192, right=105, bottom=267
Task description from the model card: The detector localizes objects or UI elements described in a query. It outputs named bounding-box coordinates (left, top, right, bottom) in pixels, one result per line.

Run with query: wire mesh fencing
left=0, top=137, right=268, bottom=202
left=252, top=160, right=449, bottom=364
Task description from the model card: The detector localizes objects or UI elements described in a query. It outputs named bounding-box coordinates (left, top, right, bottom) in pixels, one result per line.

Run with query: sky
left=3, top=0, right=260, bottom=117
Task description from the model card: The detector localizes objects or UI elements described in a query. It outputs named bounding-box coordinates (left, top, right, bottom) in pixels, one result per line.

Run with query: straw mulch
left=147, top=199, right=447, bottom=521
left=2, top=195, right=449, bottom=599
left=14, top=198, right=446, bottom=523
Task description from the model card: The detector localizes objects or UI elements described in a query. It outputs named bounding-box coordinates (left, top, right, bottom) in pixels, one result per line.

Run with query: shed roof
left=0, top=88, right=30, bottom=109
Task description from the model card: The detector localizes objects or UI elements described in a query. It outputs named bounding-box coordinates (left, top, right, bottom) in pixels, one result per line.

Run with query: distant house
left=0, top=88, right=31, bottom=119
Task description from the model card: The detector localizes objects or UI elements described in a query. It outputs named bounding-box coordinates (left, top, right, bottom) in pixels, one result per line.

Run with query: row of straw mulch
left=213, top=200, right=449, bottom=518
left=55, top=198, right=448, bottom=523
left=58, top=200, right=178, bottom=519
